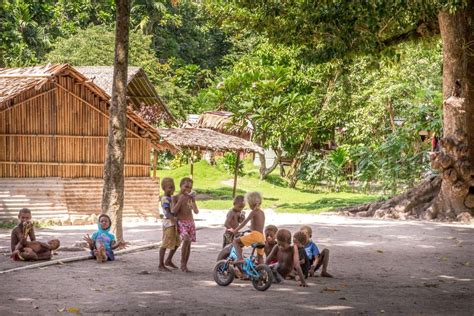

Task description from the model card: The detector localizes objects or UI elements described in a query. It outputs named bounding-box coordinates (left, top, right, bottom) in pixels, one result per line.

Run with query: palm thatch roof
left=0, top=64, right=173, bottom=151
left=156, top=128, right=264, bottom=154
left=196, top=111, right=253, bottom=140
left=0, top=64, right=108, bottom=109
left=75, top=66, right=175, bottom=125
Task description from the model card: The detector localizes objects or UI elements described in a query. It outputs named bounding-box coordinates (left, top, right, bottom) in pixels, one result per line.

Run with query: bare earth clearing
left=0, top=210, right=473, bottom=315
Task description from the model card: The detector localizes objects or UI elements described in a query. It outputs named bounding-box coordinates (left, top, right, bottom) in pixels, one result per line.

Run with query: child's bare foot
left=321, top=271, right=333, bottom=278
left=181, top=266, right=191, bottom=272
left=158, top=265, right=171, bottom=272
left=165, top=261, right=178, bottom=269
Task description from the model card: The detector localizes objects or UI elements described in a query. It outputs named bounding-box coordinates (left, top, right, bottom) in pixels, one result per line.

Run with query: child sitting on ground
left=159, top=177, right=181, bottom=272
left=83, top=214, right=127, bottom=263
left=264, top=225, right=278, bottom=264
left=223, top=195, right=246, bottom=248
left=228, top=192, right=266, bottom=264
left=172, top=177, right=199, bottom=272
left=293, top=231, right=311, bottom=279
left=265, top=229, right=307, bottom=287
left=300, top=225, right=333, bottom=277
left=10, top=208, right=36, bottom=254
left=11, top=239, right=60, bottom=261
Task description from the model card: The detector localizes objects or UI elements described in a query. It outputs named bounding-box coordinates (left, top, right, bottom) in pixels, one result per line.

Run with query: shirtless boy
left=264, top=225, right=278, bottom=260
left=172, top=177, right=199, bottom=272
left=265, top=229, right=307, bottom=287
left=228, top=192, right=265, bottom=264
left=223, top=195, right=246, bottom=247
left=10, top=208, right=36, bottom=254
left=11, top=239, right=60, bottom=261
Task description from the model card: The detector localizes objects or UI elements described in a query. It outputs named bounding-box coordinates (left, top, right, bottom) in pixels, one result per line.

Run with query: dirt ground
left=0, top=210, right=473, bottom=315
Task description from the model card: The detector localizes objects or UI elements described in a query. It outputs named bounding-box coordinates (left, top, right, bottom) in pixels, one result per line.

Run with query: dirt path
left=0, top=211, right=473, bottom=315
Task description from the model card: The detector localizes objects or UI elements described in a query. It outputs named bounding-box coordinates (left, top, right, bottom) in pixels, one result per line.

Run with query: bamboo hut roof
left=0, top=64, right=173, bottom=151
left=196, top=111, right=253, bottom=140
left=75, top=66, right=175, bottom=125
left=156, top=128, right=264, bottom=154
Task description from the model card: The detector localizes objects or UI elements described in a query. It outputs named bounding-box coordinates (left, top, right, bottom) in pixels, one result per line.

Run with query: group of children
left=10, top=176, right=332, bottom=288
left=222, top=192, right=333, bottom=287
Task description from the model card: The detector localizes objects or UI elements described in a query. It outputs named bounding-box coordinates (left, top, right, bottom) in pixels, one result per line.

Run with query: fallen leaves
left=66, top=307, right=80, bottom=314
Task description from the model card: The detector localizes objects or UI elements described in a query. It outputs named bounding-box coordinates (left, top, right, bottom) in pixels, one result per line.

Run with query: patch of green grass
left=156, top=160, right=380, bottom=214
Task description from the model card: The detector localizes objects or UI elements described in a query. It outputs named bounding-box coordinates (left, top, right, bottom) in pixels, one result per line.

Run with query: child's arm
left=293, top=245, right=307, bottom=287
left=29, top=227, right=36, bottom=241
left=191, top=198, right=199, bottom=214
left=230, top=210, right=254, bottom=233
left=83, top=234, right=95, bottom=250
left=265, top=244, right=278, bottom=265
left=10, top=230, right=19, bottom=253
left=171, top=194, right=188, bottom=215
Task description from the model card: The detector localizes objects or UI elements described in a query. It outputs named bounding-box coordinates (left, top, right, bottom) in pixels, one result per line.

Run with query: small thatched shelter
left=196, top=111, right=253, bottom=140
left=157, top=128, right=263, bottom=197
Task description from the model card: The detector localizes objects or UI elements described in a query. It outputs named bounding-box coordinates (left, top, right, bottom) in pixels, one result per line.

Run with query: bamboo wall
left=0, top=75, right=151, bottom=178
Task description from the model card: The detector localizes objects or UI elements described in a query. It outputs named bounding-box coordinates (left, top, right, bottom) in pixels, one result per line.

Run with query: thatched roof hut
left=196, top=111, right=253, bottom=140
left=157, top=128, right=263, bottom=154
left=0, top=64, right=168, bottom=220
left=75, top=66, right=175, bottom=125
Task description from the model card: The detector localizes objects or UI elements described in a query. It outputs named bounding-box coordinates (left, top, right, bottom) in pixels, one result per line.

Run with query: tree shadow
left=278, top=197, right=376, bottom=212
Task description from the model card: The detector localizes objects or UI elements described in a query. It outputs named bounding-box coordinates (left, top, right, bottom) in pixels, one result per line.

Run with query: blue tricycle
left=213, top=230, right=273, bottom=291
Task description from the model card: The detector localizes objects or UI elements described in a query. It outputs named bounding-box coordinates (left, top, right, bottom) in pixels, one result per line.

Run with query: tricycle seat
left=251, top=242, right=265, bottom=249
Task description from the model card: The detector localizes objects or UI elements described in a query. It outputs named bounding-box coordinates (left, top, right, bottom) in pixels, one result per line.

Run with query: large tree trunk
left=101, top=0, right=131, bottom=240
left=429, top=5, right=474, bottom=220
left=339, top=3, right=474, bottom=222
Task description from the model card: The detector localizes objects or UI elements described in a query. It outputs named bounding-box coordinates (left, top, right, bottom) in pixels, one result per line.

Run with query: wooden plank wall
left=0, top=75, right=150, bottom=177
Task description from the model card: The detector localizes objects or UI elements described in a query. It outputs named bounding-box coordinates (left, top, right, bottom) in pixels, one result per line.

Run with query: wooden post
left=190, top=151, right=194, bottom=179
left=232, top=151, right=241, bottom=198
left=153, top=149, right=158, bottom=178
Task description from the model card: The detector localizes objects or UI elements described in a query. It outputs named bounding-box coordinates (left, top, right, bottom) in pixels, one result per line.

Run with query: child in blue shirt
left=300, top=225, right=333, bottom=277
left=83, top=214, right=127, bottom=263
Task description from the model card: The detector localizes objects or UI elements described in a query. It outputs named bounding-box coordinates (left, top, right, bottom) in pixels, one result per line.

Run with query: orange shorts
left=239, top=231, right=265, bottom=256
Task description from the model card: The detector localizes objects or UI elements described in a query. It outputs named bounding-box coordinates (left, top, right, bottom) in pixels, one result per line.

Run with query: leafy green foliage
left=217, top=153, right=244, bottom=176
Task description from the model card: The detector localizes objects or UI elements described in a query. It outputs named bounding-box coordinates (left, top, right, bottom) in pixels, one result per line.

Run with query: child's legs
left=181, top=236, right=191, bottom=267
left=20, top=248, right=38, bottom=261
left=233, top=238, right=244, bottom=261
left=166, top=247, right=178, bottom=263
left=159, top=247, right=167, bottom=266
left=319, top=248, right=330, bottom=272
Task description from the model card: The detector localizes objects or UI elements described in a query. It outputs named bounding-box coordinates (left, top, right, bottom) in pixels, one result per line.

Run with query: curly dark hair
left=276, top=229, right=291, bottom=244
left=293, top=231, right=308, bottom=245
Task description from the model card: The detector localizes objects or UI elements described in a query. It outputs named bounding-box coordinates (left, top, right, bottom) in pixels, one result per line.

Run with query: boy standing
left=223, top=195, right=246, bottom=247
left=172, top=177, right=199, bottom=272
left=300, top=225, right=333, bottom=277
left=159, top=178, right=180, bottom=272
left=265, top=229, right=307, bottom=287
left=228, top=192, right=265, bottom=264
left=10, top=208, right=36, bottom=253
